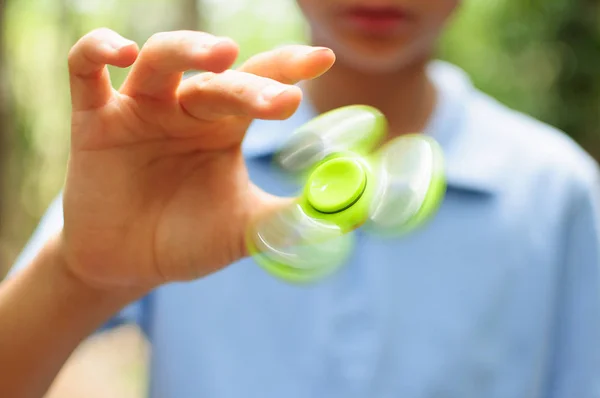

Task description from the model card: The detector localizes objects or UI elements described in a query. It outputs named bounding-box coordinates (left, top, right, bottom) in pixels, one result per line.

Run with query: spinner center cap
left=306, top=157, right=367, bottom=214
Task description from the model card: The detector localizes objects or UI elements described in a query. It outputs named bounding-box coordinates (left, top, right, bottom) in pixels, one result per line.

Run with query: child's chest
left=146, top=165, right=563, bottom=398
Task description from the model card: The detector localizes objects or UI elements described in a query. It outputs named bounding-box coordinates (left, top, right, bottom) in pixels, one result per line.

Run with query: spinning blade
left=275, top=105, right=386, bottom=174
left=366, top=135, right=446, bottom=236
left=247, top=106, right=446, bottom=284
left=246, top=202, right=354, bottom=283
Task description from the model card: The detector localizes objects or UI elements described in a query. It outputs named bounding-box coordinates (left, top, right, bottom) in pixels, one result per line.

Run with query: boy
left=2, top=1, right=600, bottom=397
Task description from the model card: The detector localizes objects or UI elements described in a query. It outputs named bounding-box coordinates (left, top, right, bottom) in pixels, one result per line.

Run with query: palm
left=61, top=29, right=335, bottom=290
left=66, top=109, right=253, bottom=287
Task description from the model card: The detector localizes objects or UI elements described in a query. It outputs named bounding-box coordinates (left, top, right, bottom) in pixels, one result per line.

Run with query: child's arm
left=0, top=234, right=142, bottom=398
left=3, top=194, right=149, bottom=398
left=0, top=27, right=335, bottom=397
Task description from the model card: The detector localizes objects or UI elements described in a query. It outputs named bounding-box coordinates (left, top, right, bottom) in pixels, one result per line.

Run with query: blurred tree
left=0, top=0, right=12, bottom=263
left=550, top=0, right=600, bottom=160
left=0, top=0, right=6, bottom=204
left=494, top=0, right=599, bottom=160
left=178, top=0, right=203, bottom=31
left=441, top=0, right=600, bottom=161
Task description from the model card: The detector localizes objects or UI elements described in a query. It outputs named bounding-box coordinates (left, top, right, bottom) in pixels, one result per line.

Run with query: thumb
left=244, top=189, right=353, bottom=283
left=243, top=188, right=296, bottom=257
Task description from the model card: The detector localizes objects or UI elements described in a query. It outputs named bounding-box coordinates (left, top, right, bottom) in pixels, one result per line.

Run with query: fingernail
left=107, top=35, right=136, bottom=50
left=260, top=85, right=289, bottom=103
left=302, top=46, right=331, bottom=56
left=194, top=37, right=232, bottom=54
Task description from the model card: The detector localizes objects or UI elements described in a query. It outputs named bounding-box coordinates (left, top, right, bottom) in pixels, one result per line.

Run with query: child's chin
left=337, top=47, right=426, bottom=74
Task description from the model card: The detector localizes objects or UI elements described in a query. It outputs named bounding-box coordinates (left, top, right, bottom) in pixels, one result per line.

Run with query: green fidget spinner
left=246, top=105, right=446, bottom=283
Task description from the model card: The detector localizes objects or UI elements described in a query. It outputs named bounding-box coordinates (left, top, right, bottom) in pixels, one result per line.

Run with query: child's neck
left=305, top=57, right=437, bottom=139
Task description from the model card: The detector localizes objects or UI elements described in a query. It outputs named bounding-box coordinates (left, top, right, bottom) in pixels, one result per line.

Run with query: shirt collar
left=242, top=60, right=503, bottom=195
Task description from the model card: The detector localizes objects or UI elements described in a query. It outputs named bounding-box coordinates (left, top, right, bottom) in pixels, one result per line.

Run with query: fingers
left=68, top=28, right=139, bottom=111
left=175, top=45, right=335, bottom=123
left=120, top=31, right=239, bottom=100
left=237, top=45, right=335, bottom=84
left=177, top=70, right=302, bottom=122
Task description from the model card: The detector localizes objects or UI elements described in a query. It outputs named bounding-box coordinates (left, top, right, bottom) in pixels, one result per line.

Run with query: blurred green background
left=1, top=0, right=599, bottom=273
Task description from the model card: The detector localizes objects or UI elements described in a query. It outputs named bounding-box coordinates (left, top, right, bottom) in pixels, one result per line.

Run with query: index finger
left=120, top=30, right=239, bottom=100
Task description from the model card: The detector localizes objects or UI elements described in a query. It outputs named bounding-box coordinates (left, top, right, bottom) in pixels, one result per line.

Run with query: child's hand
left=60, top=28, right=335, bottom=291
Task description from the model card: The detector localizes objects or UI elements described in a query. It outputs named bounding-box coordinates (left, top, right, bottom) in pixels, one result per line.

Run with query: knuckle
left=146, top=31, right=170, bottom=47
left=277, top=45, right=297, bottom=57
left=84, top=27, right=114, bottom=45
left=231, top=81, right=248, bottom=98
left=226, top=71, right=254, bottom=97
left=194, top=72, right=218, bottom=90
left=274, top=45, right=298, bottom=63
left=90, top=27, right=114, bottom=37
left=69, top=30, right=114, bottom=75
left=69, top=27, right=111, bottom=61
left=68, top=38, right=91, bottom=70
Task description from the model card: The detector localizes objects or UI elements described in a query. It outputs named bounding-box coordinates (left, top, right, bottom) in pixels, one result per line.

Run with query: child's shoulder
left=460, top=76, right=597, bottom=195
left=431, top=60, right=597, bottom=203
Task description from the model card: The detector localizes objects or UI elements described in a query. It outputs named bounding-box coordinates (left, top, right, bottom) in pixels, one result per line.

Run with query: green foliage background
left=1, top=0, right=598, bottom=272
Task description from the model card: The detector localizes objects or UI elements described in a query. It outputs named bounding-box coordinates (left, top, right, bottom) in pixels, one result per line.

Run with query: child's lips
left=339, top=5, right=413, bottom=36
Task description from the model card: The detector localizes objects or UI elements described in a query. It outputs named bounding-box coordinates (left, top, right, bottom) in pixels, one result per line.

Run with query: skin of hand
left=60, top=28, right=336, bottom=293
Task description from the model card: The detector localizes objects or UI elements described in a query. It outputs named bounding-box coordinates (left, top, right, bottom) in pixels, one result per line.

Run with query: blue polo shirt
left=10, top=61, right=600, bottom=398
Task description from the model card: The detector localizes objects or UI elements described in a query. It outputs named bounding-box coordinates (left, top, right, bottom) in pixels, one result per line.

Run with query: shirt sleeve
left=546, top=169, right=600, bottom=397
left=6, top=193, right=151, bottom=335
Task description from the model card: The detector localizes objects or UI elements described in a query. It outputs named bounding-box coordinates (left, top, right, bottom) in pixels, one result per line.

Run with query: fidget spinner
left=246, top=105, right=446, bottom=283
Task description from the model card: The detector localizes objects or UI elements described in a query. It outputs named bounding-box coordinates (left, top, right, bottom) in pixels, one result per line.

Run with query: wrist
left=41, top=233, right=146, bottom=316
